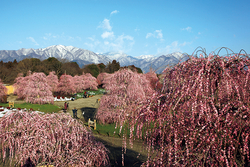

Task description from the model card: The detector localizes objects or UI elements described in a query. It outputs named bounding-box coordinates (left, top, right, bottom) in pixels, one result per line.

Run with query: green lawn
left=0, top=103, right=61, bottom=114
left=89, top=122, right=135, bottom=138
left=76, top=88, right=105, bottom=99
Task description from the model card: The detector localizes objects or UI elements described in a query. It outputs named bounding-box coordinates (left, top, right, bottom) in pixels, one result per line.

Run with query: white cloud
left=43, top=33, right=57, bottom=40
left=146, top=33, right=153, bottom=39
left=42, top=33, right=81, bottom=42
left=84, top=39, right=100, bottom=50
left=87, top=18, right=134, bottom=53
left=85, top=34, right=134, bottom=53
left=157, top=41, right=183, bottom=55
left=27, top=37, right=39, bottom=45
left=98, top=18, right=112, bottom=31
left=108, top=34, right=134, bottom=52
left=120, top=34, right=133, bottom=41
left=146, top=30, right=164, bottom=41
left=101, top=31, right=114, bottom=39
left=179, top=41, right=192, bottom=47
left=181, top=26, right=192, bottom=32
left=180, top=41, right=187, bottom=46
left=155, top=30, right=163, bottom=39
left=110, top=10, right=119, bottom=15
left=88, top=36, right=95, bottom=41
left=157, top=40, right=192, bottom=55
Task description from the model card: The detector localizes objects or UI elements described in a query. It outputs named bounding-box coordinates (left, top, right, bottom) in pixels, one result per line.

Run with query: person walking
left=72, top=107, right=78, bottom=118
left=64, top=102, right=68, bottom=112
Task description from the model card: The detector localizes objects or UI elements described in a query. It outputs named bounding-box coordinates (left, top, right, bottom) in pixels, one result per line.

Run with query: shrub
left=0, top=111, right=109, bottom=167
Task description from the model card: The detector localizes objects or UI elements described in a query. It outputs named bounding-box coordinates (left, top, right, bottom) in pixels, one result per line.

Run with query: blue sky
left=0, top=0, right=250, bottom=57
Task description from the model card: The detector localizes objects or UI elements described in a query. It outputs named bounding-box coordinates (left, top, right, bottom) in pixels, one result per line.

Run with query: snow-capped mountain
left=98, top=51, right=139, bottom=67
left=0, top=45, right=111, bottom=67
left=136, top=54, right=156, bottom=61
left=0, top=45, right=189, bottom=73
left=100, top=51, right=188, bottom=73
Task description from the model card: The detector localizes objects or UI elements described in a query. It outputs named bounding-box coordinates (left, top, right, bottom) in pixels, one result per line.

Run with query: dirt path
left=7, top=94, right=102, bottom=122
left=7, top=94, right=26, bottom=104
left=53, top=95, right=102, bottom=122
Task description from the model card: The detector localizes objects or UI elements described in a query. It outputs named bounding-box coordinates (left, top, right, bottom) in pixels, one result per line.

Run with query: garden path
left=53, top=94, right=102, bottom=122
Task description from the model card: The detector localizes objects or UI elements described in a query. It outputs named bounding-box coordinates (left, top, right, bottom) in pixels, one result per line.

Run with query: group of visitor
left=64, top=102, right=78, bottom=119
left=83, top=91, right=88, bottom=98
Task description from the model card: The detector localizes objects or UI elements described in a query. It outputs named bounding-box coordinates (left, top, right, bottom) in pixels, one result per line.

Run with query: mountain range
left=0, top=45, right=189, bottom=73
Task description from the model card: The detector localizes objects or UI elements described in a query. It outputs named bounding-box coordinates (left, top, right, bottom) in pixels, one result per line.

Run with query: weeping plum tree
left=13, top=71, right=32, bottom=99
left=144, top=70, right=162, bottom=91
left=96, top=72, right=112, bottom=87
left=46, top=71, right=58, bottom=93
left=81, top=72, right=98, bottom=90
left=127, top=53, right=250, bottom=166
left=0, top=111, right=109, bottom=167
left=57, top=74, right=75, bottom=95
left=23, top=72, right=54, bottom=104
left=72, top=75, right=86, bottom=93
left=0, top=79, right=7, bottom=102
left=96, top=68, right=155, bottom=124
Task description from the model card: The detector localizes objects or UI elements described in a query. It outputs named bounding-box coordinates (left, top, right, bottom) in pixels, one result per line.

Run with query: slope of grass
left=0, top=103, right=61, bottom=114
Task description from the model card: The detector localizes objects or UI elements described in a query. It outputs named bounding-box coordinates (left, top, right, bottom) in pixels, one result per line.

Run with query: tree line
left=0, top=57, right=142, bottom=84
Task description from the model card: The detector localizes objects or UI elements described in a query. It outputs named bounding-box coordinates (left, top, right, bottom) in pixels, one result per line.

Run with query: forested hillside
left=0, top=58, right=142, bottom=84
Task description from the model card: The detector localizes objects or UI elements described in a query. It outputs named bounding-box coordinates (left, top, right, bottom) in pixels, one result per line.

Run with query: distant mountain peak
left=137, top=54, right=155, bottom=59
left=0, top=45, right=188, bottom=73
left=44, top=45, right=75, bottom=51
left=100, top=51, right=129, bottom=59
left=0, top=45, right=110, bottom=68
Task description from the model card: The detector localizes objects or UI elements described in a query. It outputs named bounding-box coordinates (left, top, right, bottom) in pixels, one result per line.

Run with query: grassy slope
left=0, top=103, right=61, bottom=114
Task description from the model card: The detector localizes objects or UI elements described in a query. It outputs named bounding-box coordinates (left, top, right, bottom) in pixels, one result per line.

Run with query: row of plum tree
left=0, top=57, right=142, bottom=84
left=0, top=69, right=159, bottom=104
left=0, top=71, right=98, bottom=104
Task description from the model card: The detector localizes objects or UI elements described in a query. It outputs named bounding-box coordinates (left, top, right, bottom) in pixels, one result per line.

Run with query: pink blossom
left=23, top=72, right=54, bottom=104
left=0, top=111, right=109, bottom=166
left=96, top=68, right=155, bottom=124
left=125, top=54, right=250, bottom=166
left=56, top=74, right=76, bottom=95
left=0, top=79, right=7, bottom=102
left=46, top=71, right=58, bottom=92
